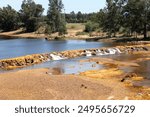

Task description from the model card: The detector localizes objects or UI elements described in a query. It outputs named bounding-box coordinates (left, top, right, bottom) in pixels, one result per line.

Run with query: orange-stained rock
left=0, top=44, right=149, bottom=70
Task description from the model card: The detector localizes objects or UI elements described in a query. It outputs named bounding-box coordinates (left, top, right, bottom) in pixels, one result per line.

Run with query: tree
left=77, top=11, right=83, bottom=23
left=0, top=5, right=19, bottom=31
left=47, top=0, right=66, bottom=35
left=142, top=0, right=150, bottom=39
left=19, top=0, right=44, bottom=32
left=102, top=0, right=122, bottom=37
left=96, top=9, right=107, bottom=28
left=122, top=0, right=150, bottom=38
left=85, top=21, right=99, bottom=32
left=65, top=11, right=89, bottom=23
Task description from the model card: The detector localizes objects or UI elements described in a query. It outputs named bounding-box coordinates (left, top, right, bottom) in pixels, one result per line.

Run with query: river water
left=0, top=38, right=115, bottom=59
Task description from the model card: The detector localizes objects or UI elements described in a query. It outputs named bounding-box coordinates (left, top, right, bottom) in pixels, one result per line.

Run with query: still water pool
left=0, top=38, right=115, bottom=59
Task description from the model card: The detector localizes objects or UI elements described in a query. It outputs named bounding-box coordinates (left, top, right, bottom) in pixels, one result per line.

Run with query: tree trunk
left=144, top=23, right=147, bottom=39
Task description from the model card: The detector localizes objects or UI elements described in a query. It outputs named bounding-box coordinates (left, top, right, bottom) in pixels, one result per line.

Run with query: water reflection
left=16, top=57, right=104, bottom=74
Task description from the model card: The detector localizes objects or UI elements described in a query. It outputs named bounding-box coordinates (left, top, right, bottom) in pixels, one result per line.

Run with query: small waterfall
left=50, top=54, right=64, bottom=60
left=106, top=48, right=122, bottom=55
left=95, top=48, right=122, bottom=56
left=51, top=48, right=121, bottom=60
left=85, top=50, right=92, bottom=57
left=95, top=49, right=105, bottom=55
left=107, top=48, right=117, bottom=54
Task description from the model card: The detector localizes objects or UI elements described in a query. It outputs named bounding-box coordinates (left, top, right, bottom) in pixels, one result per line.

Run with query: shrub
left=45, top=25, right=52, bottom=35
left=84, top=21, right=99, bottom=32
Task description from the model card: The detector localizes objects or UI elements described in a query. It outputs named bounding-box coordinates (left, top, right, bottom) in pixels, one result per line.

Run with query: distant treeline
left=65, top=11, right=95, bottom=23
left=0, top=0, right=94, bottom=34
left=0, top=0, right=92, bottom=35
left=0, top=0, right=150, bottom=38
left=86, top=0, right=150, bottom=39
left=0, top=0, right=67, bottom=35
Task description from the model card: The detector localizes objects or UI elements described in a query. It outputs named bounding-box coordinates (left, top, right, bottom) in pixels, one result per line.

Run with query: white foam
left=50, top=54, right=64, bottom=60
left=108, top=48, right=117, bottom=54
left=95, top=49, right=102, bottom=55
left=94, top=48, right=122, bottom=56
left=85, top=50, right=92, bottom=57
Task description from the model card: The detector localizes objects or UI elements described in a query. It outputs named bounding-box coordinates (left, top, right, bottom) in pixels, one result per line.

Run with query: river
left=0, top=38, right=115, bottom=59
left=0, top=38, right=150, bottom=87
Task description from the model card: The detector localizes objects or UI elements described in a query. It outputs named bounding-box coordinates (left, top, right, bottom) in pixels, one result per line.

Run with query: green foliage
left=84, top=21, right=99, bottom=32
left=45, top=25, right=52, bottom=35
left=1, top=0, right=150, bottom=40
left=47, top=0, right=66, bottom=35
left=19, top=0, right=44, bottom=32
left=65, top=11, right=94, bottom=23
left=86, top=0, right=150, bottom=38
left=0, top=5, right=19, bottom=31
left=101, top=0, right=123, bottom=37
left=122, top=0, right=150, bottom=38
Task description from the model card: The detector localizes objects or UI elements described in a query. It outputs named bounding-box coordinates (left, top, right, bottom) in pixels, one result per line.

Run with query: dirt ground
left=0, top=68, right=137, bottom=100
left=1, top=52, right=150, bottom=100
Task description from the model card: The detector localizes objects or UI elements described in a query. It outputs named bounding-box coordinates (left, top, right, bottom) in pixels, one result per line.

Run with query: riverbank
left=0, top=30, right=100, bottom=40
left=0, top=68, right=140, bottom=100
left=1, top=24, right=150, bottom=44
left=0, top=56, right=149, bottom=100
left=0, top=23, right=91, bottom=39
left=0, top=29, right=46, bottom=39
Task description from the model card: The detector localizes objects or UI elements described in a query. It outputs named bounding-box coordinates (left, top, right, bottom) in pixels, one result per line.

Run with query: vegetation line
left=1, top=0, right=150, bottom=40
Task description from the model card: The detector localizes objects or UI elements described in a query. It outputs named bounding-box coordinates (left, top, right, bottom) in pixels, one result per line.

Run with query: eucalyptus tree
left=102, top=0, right=123, bottom=37
left=122, top=0, right=150, bottom=38
left=0, top=5, right=19, bottom=31
left=19, top=0, right=44, bottom=32
left=47, top=0, right=66, bottom=35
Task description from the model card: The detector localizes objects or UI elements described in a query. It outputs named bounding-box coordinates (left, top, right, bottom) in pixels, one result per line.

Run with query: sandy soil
left=0, top=48, right=150, bottom=100
left=0, top=53, right=150, bottom=100
left=0, top=24, right=102, bottom=39
left=0, top=68, right=137, bottom=100
left=0, top=29, right=46, bottom=39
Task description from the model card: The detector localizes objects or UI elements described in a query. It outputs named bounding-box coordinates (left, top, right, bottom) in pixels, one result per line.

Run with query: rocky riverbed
left=0, top=44, right=150, bottom=100
left=0, top=44, right=149, bottom=70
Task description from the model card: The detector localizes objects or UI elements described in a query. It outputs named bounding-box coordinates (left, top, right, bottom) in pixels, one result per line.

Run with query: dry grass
left=66, top=23, right=85, bottom=30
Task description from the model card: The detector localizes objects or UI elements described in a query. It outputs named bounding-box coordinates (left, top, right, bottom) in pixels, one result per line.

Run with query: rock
left=0, top=44, right=150, bottom=70
left=132, top=77, right=144, bottom=81
left=125, top=73, right=138, bottom=78
left=2, top=62, right=8, bottom=68
left=121, top=78, right=126, bottom=82
left=143, top=47, right=148, bottom=51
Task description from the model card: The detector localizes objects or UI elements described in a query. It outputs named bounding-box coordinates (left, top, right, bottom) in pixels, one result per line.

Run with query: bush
left=0, top=5, right=19, bottom=31
left=84, top=21, right=99, bottom=32
left=45, top=25, right=52, bottom=35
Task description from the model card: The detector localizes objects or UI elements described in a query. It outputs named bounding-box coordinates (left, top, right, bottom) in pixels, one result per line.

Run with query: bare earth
left=0, top=51, right=150, bottom=100
left=0, top=24, right=98, bottom=39
left=0, top=67, right=138, bottom=100
left=0, top=29, right=46, bottom=39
